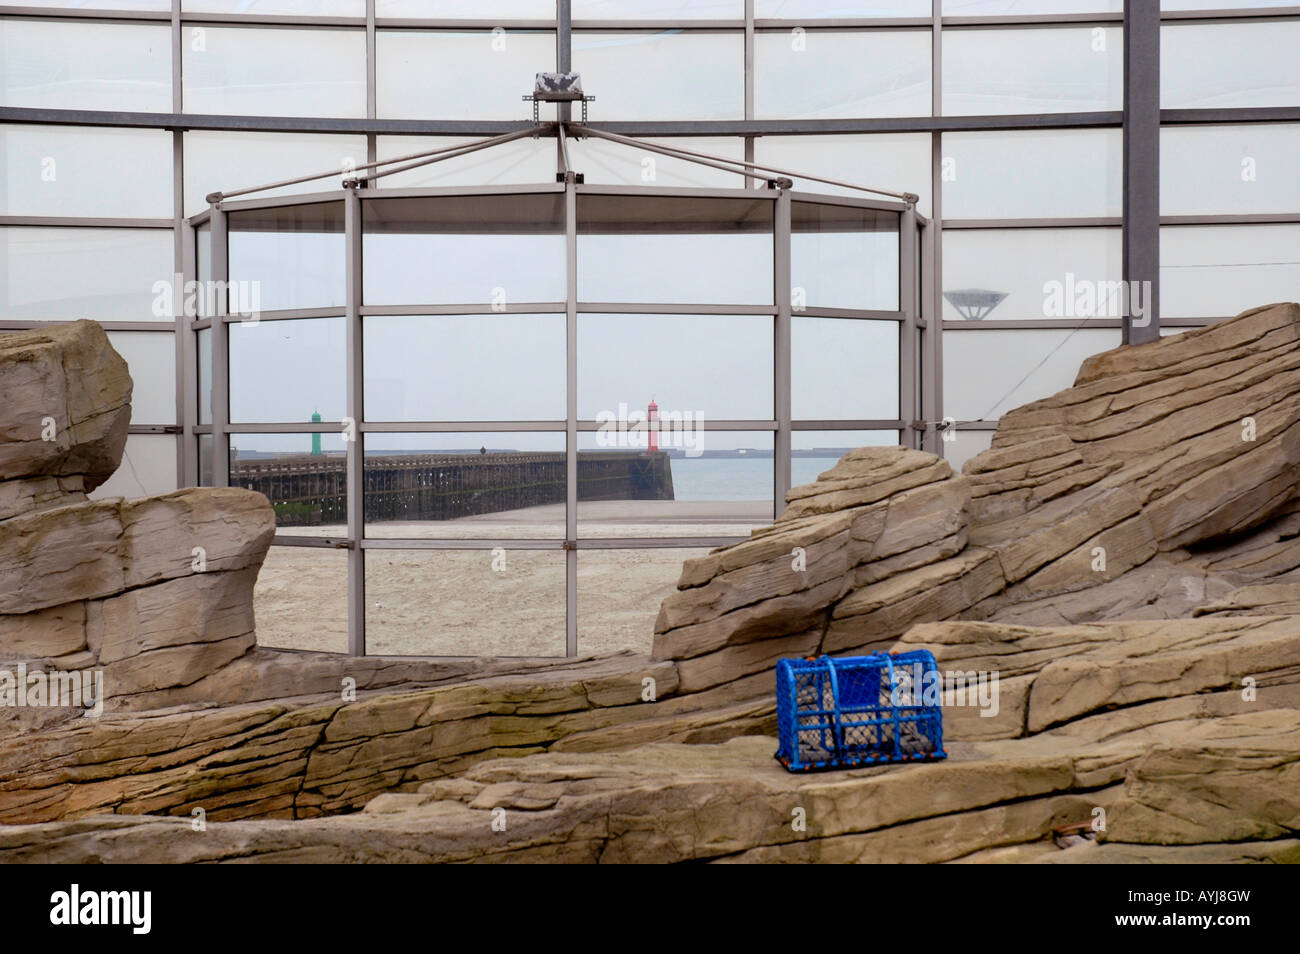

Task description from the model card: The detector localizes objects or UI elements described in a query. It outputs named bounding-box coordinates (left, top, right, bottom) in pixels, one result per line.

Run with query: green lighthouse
left=310, top=410, right=322, bottom=456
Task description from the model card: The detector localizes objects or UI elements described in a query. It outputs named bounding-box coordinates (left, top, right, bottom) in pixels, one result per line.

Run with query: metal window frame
left=6, top=0, right=1299, bottom=655
left=190, top=144, right=926, bottom=656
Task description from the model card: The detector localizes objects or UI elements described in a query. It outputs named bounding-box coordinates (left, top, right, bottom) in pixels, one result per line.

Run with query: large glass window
left=943, top=26, right=1123, bottom=116
left=363, top=193, right=566, bottom=306
left=228, top=201, right=347, bottom=313
left=792, top=317, right=898, bottom=420
left=942, top=228, right=1122, bottom=321
left=0, top=227, right=173, bottom=322
left=578, top=313, right=774, bottom=421
left=183, top=26, right=366, bottom=117
left=568, top=137, right=747, bottom=189
left=942, top=129, right=1122, bottom=219
left=791, top=201, right=900, bottom=311
left=363, top=431, right=567, bottom=540
left=376, top=30, right=557, bottom=121
left=1163, top=20, right=1300, bottom=109
left=943, top=329, right=1120, bottom=420
left=0, top=19, right=170, bottom=112
left=107, top=332, right=176, bottom=427
left=573, top=31, right=744, bottom=121
left=1161, top=225, right=1300, bottom=319
left=364, top=314, right=566, bottom=422
left=578, top=193, right=774, bottom=305
left=0, top=125, right=172, bottom=218
left=184, top=132, right=367, bottom=216
left=755, top=134, right=932, bottom=216
left=754, top=29, right=931, bottom=120
left=373, top=136, right=558, bottom=189
left=229, top=317, right=346, bottom=425
left=186, top=0, right=365, bottom=14
left=1161, top=124, right=1300, bottom=216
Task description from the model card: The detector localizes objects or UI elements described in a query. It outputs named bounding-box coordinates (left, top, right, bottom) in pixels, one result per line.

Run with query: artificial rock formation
left=2, top=305, right=1299, bottom=862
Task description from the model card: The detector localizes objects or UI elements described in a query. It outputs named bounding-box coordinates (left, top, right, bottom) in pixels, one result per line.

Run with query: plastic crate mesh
left=775, top=650, right=947, bottom=772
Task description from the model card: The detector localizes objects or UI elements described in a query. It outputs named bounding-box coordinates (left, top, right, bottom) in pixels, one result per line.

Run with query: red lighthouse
left=647, top=398, right=659, bottom=453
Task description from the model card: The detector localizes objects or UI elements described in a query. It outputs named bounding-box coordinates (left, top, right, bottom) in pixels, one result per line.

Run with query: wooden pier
left=230, top=450, right=674, bottom=526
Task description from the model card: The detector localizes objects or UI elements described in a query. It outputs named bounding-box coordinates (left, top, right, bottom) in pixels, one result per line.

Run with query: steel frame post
left=899, top=206, right=918, bottom=449
left=1123, top=0, right=1161, bottom=344
left=774, top=188, right=792, bottom=512
left=210, top=206, right=230, bottom=488
left=564, top=176, right=579, bottom=658
left=344, top=188, right=366, bottom=656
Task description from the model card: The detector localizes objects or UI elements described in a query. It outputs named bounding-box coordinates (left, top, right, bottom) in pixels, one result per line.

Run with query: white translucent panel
left=376, top=30, right=556, bottom=120
left=186, top=0, right=364, bottom=13
left=578, top=194, right=774, bottom=305
left=89, top=435, right=178, bottom=501
left=791, top=202, right=899, bottom=311
left=942, top=129, right=1122, bottom=219
left=363, top=431, right=567, bottom=539
left=577, top=430, right=775, bottom=537
left=1161, top=225, right=1300, bottom=319
left=366, top=551, right=566, bottom=657
left=943, top=27, right=1122, bottom=116
left=0, top=125, right=172, bottom=218
left=942, top=228, right=1122, bottom=321
left=1161, top=124, right=1300, bottom=216
left=0, top=19, right=170, bottom=112
left=754, top=29, right=930, bottom=120
left=1162, top=0, right=1297, bottom=8
left=943, top=328, right=1119, bottom=420
left=107, top=332, right=175, bottom=427
left=578, top=548, right=709, bottom=657
left=578, top=314, right=773, bottom=420
left=760, top=1, right=930, bottom=15
left=943, top=0, right=1120, bottom=12
left=197, top=326, right=212, bottom=426
left=377, top=0, right=556, bottom=15
left=0, top=0, right=170, bottom=8
left=183, top=27, right=366, bottom=117
left=364, top=194, right=566, bottom=306
left=573, top=31, right=743, bottom=121
left=755, top=134, right=932, bottom=216
left=1163, top=21, right=1300, bottom=108
left=373, top=136, right=557, bottom=188
left=229, top=317, right=345, bottom=424
left=0, top=228, right=172, bottom=322
left=944, top=430, right=992, bottom=473
left=184, top=131, right=366, bottom=217
left=568, top=137, right=746, bottom=189
left=256, top=548, right=348, bottom=655
left=574, top=0, right=740, bottom=15
left=364, top=314, right=566, bottom=421
left=792, top=318, right=898, bottom=420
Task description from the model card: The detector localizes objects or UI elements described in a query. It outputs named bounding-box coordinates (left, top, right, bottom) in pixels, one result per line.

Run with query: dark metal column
left=344, top=188, right=366, bottom=656
left=1123, top=0, right=1161, bottom=344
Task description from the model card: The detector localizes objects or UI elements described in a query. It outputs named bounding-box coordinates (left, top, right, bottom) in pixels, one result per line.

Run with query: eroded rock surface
left=3, top=308, right=1300, bottom=863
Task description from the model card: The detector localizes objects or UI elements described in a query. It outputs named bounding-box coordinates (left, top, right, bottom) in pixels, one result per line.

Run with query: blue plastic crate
left=775, top=651, right=947, bottom=772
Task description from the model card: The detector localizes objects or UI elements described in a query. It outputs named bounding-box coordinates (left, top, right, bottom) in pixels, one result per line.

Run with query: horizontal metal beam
left=0, top=106, right=1125, bottom=137
left=0, top=215, right=172, bottom=229
left=1161, top=106, right=1300, bottom=124
left=0, top=319, right=177, bottom=331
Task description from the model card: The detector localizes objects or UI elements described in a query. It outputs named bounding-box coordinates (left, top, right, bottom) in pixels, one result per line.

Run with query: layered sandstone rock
left=4, top=307, right=1300, bottom=863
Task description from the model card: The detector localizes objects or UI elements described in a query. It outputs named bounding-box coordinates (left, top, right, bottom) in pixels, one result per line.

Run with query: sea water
left=668, top=457, right=840, bottom=501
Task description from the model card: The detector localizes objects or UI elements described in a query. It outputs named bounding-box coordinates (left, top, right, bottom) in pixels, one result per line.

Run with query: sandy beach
left=252, top=500, right=748, bottom=657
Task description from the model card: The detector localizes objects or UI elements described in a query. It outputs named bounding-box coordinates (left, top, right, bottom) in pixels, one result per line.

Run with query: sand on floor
left=252, top=500, right=743, bottom=657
